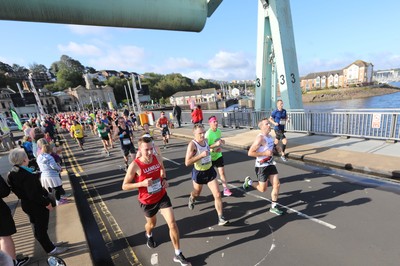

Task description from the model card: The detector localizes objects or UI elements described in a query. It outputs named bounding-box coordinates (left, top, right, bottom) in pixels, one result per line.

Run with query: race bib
left=201, top=155, right=211, bottom=165
left=162, top=124, right=167, bottom=128
left=75, top=129, right=81, bottom=134
left=279, top=119, right=286, bottom=125
left=122, top=138, right=131, bottom=145
left=147, top=178, right=162, bottom=194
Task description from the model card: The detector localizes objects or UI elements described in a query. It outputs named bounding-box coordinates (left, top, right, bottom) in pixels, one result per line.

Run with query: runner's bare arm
left=185, top=141, right=207, bottom=166
left=248, top=135, right=272, bottom=157
left=122, top=162, right=141, bottom=190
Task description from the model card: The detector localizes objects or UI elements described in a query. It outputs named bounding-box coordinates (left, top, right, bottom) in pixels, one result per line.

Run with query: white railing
left=149, top=109, right=400, bottom=141
left=226, top=109, right=400, bottom=141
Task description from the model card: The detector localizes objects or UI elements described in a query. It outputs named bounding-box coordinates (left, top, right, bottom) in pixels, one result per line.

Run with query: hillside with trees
left=0, top=55, right=225, bottom=105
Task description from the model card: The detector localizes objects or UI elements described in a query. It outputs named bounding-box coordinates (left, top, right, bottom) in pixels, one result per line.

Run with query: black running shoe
left=16, top=256, right=30, bottom=266
left=173, top=252, right=191, bottom=266
left=146, top=235, right=157, bottom=249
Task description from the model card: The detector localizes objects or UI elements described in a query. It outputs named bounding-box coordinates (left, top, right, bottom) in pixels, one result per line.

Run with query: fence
left=150, top=109, right=400, bottom=141
left=224, top=109, right=400, bottom=141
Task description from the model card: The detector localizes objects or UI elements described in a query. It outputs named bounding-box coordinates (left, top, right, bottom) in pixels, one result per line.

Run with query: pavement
left=3, top=124, right=399, bottom=266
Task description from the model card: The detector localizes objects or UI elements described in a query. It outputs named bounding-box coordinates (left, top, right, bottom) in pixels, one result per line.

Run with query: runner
left=155, top=111, right=170, bottom=149
left=96, top=117, right=111, bottom=156
left=101, top=113, right=114, bottom=148
left=70, top=120, right=85, bottom=150
left=205, top=116, right=232, bottom=196
left=114, top=117, right=136, bottom=169
left=242, top=117, right=284, bottom=216
left=86, top=112, right=96, bottom=135
left=269, top=99, right=289, bottom=162
left=142, top=123, right=155, bottom=139
left=122, top=137, right=191, bottom=266
left=184, top=123, right=229, bottom=226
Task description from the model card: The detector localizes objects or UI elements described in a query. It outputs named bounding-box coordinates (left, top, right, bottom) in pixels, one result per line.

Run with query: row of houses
left=0, top=76, right=117, bottom=118
left=300, top=60, right=374, bottom=91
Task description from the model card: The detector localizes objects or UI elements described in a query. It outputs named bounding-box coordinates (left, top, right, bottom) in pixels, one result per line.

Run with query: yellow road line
left=62, top=135, right=142, bottom=266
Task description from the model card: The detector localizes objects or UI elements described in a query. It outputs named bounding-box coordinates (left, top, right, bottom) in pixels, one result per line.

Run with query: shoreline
left=302, top=87, right=400, bottom=103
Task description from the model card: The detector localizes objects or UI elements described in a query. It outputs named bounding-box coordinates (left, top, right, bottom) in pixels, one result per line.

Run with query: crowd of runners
left=1, top=99, right=290, bottom=266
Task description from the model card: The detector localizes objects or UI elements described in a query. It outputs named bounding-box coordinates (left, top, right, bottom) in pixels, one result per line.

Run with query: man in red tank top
left=156, top=111, right=171, bottom=148
left=122, top=137, right=190, bottom=266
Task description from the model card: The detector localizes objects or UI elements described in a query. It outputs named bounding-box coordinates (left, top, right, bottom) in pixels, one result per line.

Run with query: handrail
left=149, top=109, right=400, bottom=141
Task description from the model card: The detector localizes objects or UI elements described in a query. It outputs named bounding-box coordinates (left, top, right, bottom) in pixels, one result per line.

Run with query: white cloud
left=144, top=50, right=255, bottom=82
left=58, top=42, right=102, bottom=57
left=164, top=57, right=198, bottom=70
left=208, top=51, right=250, bottom=69
left=88, top=45, right=146, bottom=71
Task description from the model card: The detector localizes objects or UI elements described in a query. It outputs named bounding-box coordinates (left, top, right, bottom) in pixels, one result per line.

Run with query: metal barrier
left=149, top=109, right=400, bottom=141
left=225, top=109, right=400, bottom=141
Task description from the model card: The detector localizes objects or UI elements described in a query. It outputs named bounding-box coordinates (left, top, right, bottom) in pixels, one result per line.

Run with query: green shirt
left=205, top=128, right=223, bottom=161
left=97, top=123, right=108, bottom=138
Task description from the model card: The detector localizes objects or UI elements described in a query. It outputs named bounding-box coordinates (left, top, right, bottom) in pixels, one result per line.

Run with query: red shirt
left=134, top=155, right=165, bottom=204
left=191, top=108, right=203, bottom=123
left=158, top=117, right=169, bottom=127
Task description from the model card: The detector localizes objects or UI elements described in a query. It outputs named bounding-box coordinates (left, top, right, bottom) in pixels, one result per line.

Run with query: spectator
left=7, top=148, right=68, bottom=255
left=37, top=144, right=66, bottom=206
left=0, top=175, right=30, bottom=266
left=191, top=105, right=203, bottom=124
left=172, top=103, right=182, bottom=128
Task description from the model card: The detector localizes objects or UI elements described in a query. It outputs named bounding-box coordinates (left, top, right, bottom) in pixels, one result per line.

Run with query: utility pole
left=127, top=80, right=136, bottom=113
left=132, top=74, right=142, bottom=113
left=28, top=75, right=45, bottom=117
left=124, top=85, right=131, bottom=110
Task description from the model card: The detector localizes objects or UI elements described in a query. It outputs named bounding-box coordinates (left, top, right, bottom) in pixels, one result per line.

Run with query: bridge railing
left=223, top=109, right=400, bottom=141
left=150, top=109, right=400, bottom=141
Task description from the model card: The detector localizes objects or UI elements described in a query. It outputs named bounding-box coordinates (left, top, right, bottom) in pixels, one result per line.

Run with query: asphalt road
left=62, top=131, right=400, bottom=266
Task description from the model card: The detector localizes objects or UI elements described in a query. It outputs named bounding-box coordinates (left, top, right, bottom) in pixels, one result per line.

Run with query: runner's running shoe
left=146, top=235, right=157, bottom=249
left=223, top=188, right=232, bottom=196
left=218, top=216, right=229, bottom=226
left=15, top=256, right=30, bottom=266
left=188, top=196, right=195, bottom=210
left=269, top=207, right=283, bottom=216
left=242, top=176, right=252, bottom=190
left=173, top=252, right=191, bottom=265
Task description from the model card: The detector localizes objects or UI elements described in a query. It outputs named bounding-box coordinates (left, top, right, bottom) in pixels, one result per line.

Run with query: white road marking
left=150, top=253, right=158, bottom=265
left=162, top=157, right=181, bottom=165
left=226, top=182, right=337, bottom=230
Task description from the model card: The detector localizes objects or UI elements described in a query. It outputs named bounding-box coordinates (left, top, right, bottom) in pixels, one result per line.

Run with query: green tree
left=0, top=61, right=13, bottom=73
left=12, top=64, right=29, bottom=76
left=55, top=68, right=84, bottom=90
left=105, top=76, right=127, bottom=105
left=29, top=63, right=48, bottom=74
left=195, top=78, right=219, bottom=89
left=85, top=66, right=97, bottom=74
left=50, top=55, right=85, bottom=90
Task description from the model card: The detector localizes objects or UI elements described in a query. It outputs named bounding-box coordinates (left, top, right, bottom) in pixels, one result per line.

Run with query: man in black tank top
left=114, top=117, right=136, bottom=169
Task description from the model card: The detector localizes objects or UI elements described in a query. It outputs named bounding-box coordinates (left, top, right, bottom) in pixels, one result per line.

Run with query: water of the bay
left=303, top=91, right=400, bottom=110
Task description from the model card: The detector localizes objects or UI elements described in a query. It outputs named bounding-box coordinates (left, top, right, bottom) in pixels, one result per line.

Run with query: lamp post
left=126, top=79, right=136, bottom=113
left=131, top=73, right=142, bottom=113
left=124, top=85, right=131, bottom=110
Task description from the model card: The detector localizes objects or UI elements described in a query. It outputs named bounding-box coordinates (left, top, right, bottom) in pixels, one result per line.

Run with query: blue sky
left=1, top=0, right=399, bottom=82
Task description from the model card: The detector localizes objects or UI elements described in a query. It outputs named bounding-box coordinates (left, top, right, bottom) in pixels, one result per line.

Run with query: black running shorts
left=255, top=165, right=278, bottom=182
left=139, top=193, right=172, bottom=218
